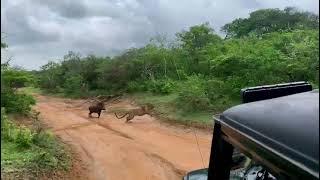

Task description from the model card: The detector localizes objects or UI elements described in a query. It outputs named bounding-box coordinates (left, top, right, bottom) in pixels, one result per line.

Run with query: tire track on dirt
left=95, top=121, right=134, bottom=140
left=64, top=129, right=94, bottom=161
left=146, top=153, right=187, bottom=177
left=53, top=122, right=95, bottom=132
left=53, top=120, right=134, bottom=140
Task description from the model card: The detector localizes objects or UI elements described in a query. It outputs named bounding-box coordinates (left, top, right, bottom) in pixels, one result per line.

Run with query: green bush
left=1, top=108, right=15, bottom=141
left=127, top=81, right=147, bottom=92
left=146, top=79, right=175, bottom=94
left=1, top=67, right=36, bottom=115
left=15, top=128, right=34, bottom=149
left=32, top=151, right=59, bottom=169
left=1, top=108, right=71, bottom=172
left=205, top=79, right=227, bottom=101
left=1, top=92, right=36, bottom=115
left=63, top=74, right=84, bottom=96
left=31, top=134, right=71, bottom=171
left=32, top=131, right=55, bottom=148
left=176, top=75, right=210, bottom=111
left=2, top=108, right=34, bottom=149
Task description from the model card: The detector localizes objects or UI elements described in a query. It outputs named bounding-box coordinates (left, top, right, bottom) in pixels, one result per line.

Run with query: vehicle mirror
left=243, top=165, right=277, bottom=180
left=183, top=168, right=208, bottom=180
left=231, top=155, right=246, bottom=170
left=183, top=155, right=248, bottom=180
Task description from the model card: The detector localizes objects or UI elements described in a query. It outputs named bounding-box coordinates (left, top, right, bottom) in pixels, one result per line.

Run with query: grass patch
left=132, top=92, right=215, bottom=128
left=18, top=87, right=43, bottom=95
left=20, top=86, right=69, bottom=99
left=1, top=140, right=37, bottom=171
left=1, top=109, right=71, bottom=178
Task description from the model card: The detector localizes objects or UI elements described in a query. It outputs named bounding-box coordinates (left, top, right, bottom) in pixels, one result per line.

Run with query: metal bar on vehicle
left=207, top=122, right=234, bottom=180
left=241, top=81, right=312, bottom=103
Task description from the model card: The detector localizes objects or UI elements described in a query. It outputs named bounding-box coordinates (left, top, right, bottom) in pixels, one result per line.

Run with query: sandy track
left=34, top=95, right=212, bottom=180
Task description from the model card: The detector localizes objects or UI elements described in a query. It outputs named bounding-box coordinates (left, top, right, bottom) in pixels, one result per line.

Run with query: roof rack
left=241, top=81, right=312, bottom=103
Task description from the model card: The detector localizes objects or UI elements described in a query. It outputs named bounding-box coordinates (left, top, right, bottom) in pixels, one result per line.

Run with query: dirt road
left=34, top=95, right=213, bottom=180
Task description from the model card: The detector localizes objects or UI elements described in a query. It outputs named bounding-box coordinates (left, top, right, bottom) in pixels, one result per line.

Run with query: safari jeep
left=183, top=82, right=319, bottom=180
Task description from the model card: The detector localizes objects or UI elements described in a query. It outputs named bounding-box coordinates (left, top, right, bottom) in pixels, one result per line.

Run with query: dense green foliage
left=222, top=7, right=319, bottom=38
left=1, top=109, right=71, bottom=174
left=1, top=42, right=70, bottom=177
left=1, top=41, right=36, bottom=114
left=1, top=66, right=36, bottom=115
left=37, top=7, right=319, bottom=113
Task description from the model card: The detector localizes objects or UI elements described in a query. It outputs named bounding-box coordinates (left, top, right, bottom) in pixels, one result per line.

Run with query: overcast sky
left=1, top=0, right=319, bottom=70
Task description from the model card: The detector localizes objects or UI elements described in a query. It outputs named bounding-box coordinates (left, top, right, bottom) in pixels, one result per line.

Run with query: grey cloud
left=1, top=0, right=318, bottom=70
left=2, top=2, right=61, bottom=45
left=33, top=0, right=142, bottom=19
left=54, top=3, right=88, bottom=19
left=33, top=0, right=89, bottom=19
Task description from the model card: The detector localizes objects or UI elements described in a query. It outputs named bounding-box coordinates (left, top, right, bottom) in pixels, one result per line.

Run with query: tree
left=38, top=61, right=62, bottom=91
left=1, top=32, right=8, bottom=48
left=1, top=37, right=11, bottom=67
left=81, top=55, right=108, bottom=90
left=1, top=42, right=36, bottom=114
left=1, top=42, right=7, bottom=48
left=176, top=22, right=222, bottom=73
left=2, top=69, right=34, bottom=90
left=221, top=7, right=319, bottom=38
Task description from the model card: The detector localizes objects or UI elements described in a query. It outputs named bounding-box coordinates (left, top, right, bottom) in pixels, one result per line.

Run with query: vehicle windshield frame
left=207, top=116, right=318, bottom=180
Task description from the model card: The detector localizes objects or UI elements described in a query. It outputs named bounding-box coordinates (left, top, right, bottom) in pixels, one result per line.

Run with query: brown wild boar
left=88, top=102, right=106, bottom=118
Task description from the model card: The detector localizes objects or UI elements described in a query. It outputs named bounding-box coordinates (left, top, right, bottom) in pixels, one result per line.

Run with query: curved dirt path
left=34, top=94, right=212, bottom=180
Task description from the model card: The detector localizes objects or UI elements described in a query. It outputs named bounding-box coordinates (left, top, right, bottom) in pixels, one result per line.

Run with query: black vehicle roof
left=218, top=89, right=319, bottom=177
